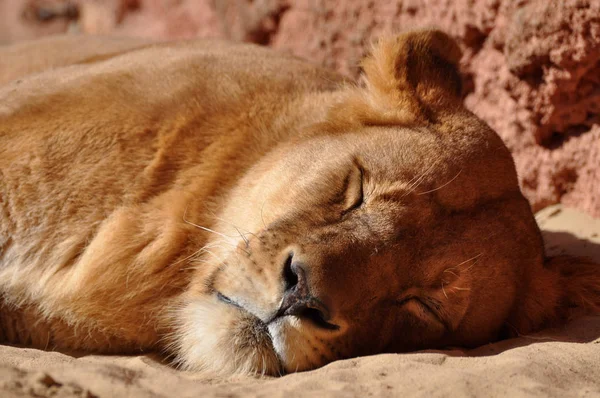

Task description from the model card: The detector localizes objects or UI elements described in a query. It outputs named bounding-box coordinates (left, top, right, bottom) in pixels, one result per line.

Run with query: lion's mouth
left=217, top=291, right=339, bottom=330
left=213, top=290, right=345, bottom=374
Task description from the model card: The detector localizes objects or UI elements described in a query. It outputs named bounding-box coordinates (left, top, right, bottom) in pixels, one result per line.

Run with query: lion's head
left=170, top=30, right=599, bottom=375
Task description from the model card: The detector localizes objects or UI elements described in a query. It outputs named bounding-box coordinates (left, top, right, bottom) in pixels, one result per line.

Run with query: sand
left=1, top=204, right=599, bottom=397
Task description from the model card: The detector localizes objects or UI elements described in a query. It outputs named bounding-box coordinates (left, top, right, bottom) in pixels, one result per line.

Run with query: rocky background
left=1, top=0, right=599, bottom=217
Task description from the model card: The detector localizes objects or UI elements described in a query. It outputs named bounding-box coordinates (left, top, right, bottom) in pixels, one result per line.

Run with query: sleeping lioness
left=0, top=30, right=599, bottom=376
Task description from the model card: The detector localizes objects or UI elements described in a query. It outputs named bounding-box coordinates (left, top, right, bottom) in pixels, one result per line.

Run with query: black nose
left=277, top=253, right=338, bottom=330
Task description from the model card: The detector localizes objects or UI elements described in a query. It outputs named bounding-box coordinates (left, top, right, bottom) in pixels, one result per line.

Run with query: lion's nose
left=275, top=253, right=338, bottom=330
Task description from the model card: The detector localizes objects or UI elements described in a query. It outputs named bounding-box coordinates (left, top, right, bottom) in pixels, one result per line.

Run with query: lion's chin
left=267, top=316, right=337, bottom=374
left=172, top=297, right=282, bottom=376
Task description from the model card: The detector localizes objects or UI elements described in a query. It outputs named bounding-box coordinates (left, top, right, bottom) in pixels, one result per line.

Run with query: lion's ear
left=360, top=29, right=462, bottom=121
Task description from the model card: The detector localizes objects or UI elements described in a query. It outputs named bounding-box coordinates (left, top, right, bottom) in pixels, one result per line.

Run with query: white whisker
left=402, top=160, right=440, bottom=197
left=209, top=212, right=259, bottom=239
left=442, top=269, right=460, bottom=277
left=456, top=253, right=484, bottom=268
left=170, top=243, right=221, bottom=267
left=417, top=169, right=463, bottom=195
left=234, top=226, right=250, bottom=246
left=461, top=253, right=484, bottom=272
left=183, top=206, right=237, bottom=244
left=260, top=199, right=268, bottom=229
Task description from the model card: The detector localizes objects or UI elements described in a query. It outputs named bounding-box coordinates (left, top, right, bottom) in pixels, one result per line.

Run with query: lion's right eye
left=341, top=163, right=364, bottom=215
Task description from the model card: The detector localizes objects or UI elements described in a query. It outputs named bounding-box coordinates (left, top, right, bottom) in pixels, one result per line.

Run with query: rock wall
left=1, top=0, right=599, bottom=216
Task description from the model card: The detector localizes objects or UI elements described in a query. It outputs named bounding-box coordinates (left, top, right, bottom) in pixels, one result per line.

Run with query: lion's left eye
left=341, top=163, right=364, bottom=215
left=396, top=296, right=447, bottom=329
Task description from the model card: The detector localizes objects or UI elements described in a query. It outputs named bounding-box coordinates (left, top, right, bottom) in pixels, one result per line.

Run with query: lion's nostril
left=282, top=252, right=298, bottom=293
left=284, top=258, right=309, bottom=298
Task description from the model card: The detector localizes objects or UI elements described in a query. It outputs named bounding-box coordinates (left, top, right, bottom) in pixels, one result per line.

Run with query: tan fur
left=0, top=30, right=598, bottom=376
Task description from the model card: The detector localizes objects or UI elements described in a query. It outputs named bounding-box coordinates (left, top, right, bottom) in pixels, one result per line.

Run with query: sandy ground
left=1, top=204, right=599, bottom=397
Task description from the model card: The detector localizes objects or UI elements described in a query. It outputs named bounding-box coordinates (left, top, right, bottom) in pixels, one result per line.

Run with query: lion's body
left=0, top=32, right=598, bottom=375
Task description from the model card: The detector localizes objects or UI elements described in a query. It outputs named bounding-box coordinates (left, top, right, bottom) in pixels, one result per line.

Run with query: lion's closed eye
left=396, top=296, right=448, bottom=330
left=341, top=161, right=365, bottom=215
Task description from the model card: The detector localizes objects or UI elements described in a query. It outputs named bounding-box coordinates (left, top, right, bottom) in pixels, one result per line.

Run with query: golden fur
left=0, top=30, right=599, bottom=376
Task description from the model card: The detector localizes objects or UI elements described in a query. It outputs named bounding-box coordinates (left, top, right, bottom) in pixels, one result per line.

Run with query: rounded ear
left=508, top=255, right=600, bottom=335
left=360, top=29, right=463, bottom=121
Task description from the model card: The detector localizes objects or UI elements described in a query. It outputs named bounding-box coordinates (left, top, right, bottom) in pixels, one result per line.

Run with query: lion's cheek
left=172, top=297, right=281, bottom=376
